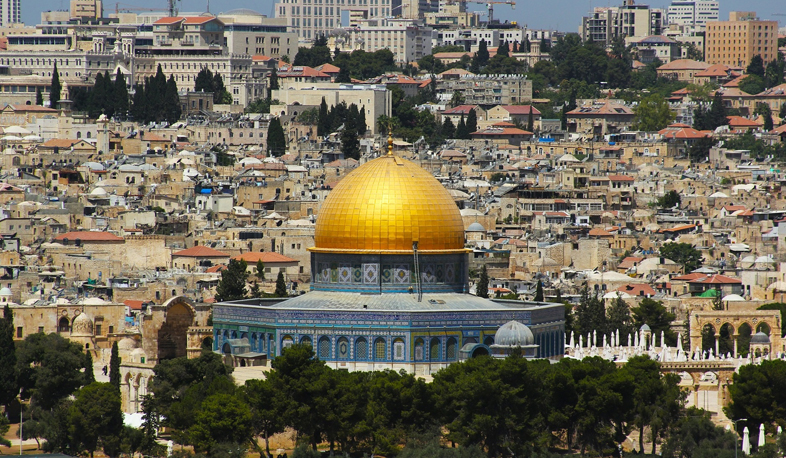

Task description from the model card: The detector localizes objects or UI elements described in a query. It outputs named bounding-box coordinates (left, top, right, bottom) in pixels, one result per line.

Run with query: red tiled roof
left=54, top=231, right=123, bottom=242
left=618, top=256, right=645, bottom=269
left=617, top=283, right=657, bottom=296
left=153, top=17, right=185, bottom=24
left=727, top=116, right=762, bottom=127
left=231, top=252, right=297, bottom=263
left=172, top=245, right=229, bottom=257
left=589, top=228, right=613, bottom=237
left=443, top=105, right=478, bottom=115
left=9, top=104, right=58, bottom=113
left=659, top=224, right=697, bottom=233
left=278, top=65, right=330, bottom=78
left=688, top=274, right=742, bottom=285
left=672, top=273, right=706, bottom=281
left=124, top=300, right=144, bottom=310
left=206, top=264, right=227, bottom=273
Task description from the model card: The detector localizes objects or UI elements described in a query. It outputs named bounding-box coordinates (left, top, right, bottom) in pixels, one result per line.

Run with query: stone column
left=734, top=335, right=738, bottom=358
left=715, top=334, right=720, bottom=357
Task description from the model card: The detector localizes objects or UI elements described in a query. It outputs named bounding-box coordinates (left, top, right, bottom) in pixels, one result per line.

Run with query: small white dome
left=493, top=321, right=535, bottom=347
left=117, top=337, right=138, bottom=350
left=467, top=222, right=486, bottom=232
left=0, top=287, right=12, bottom=296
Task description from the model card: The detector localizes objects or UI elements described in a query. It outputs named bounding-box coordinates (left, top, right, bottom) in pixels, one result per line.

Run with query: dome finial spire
left=387, top=127, right=393, bottom=156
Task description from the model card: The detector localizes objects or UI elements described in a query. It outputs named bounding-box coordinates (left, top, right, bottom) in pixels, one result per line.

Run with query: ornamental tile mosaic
left=319, top=263, right=330, bottom=282
left=436, top=264, right=444, bottom=282
left=394, top=264, right=409, bottom=284
left=382, top=265, right=392, bottom=283
left=338, top=264, right=352, bottom=284
left=422, top=264, right=437, bottom=283
left=352, top=265, right=362, bottom=283
left=330, top=263, right=338, bottom=283
left=363, top=263, right=379, bottom=284
left=445, top=263, right=456, bottom=283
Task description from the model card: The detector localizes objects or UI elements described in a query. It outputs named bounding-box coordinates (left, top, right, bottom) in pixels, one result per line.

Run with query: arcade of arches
left=690, top=310, right=782, bottom=357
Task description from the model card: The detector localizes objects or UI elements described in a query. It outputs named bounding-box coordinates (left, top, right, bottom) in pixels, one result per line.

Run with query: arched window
left=282, top=335, right=293, bottom=349
left=414, top=338, right=424, bottom=361
left=374, top=338, right=386, bottom=360
left=336, top=337, right=349, bottom=359
left=429, top=338, right=440, bottom=361
left=318, top=336, right=330, bottom=359
left=484, top=335, right=494, bottom=346
left=355, top=337, right=368, bottom=360
left=446, top=337, right=458, bottom=360
left=300, top=335, right=312, bottom=347
left=393, top=338, right=405, bottom=360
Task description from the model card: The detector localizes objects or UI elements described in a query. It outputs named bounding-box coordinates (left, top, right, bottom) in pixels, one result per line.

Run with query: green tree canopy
left=17, top=333, right=89, bottom=409
left=266, top=117, right=287, bottom=157
left=631, top=298, right=677, bottom=346
left=50, top=63, right=61, bottom=108
left=634, top=94, right=675, bottom=131
left=476, top=265, right=488, bottom=298
left=69, top=382, right=123, bottom=457
left=0, top=304, right=18, bottom=409
left=215, top=259, right=249, bottom=302
left=660, top=242, right=703, bottom=273
left=657, top=190, right=682, bottom=209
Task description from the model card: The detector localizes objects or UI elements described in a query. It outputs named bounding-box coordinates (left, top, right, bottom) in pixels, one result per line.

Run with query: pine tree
left=496, top=40, right=509, bottom=58
left=109, top=341, right=121, bottom=391
left=442, top=117, right=456, bottom=138
left=534, top=280, right=544, bottom=302
left=275, top=271, right=288, bottom=297
left=335, top=66, right=351, bottom=83
left=267, top=118, right=287, bottom=156
left=575, top=285, right=607, bottom=339
left=256, top=259, right=265, bottom=280
left=216, top=259, right=249, bottom=301
left=163, top=74, right=182, bottom=124
left=466, top=108, right=477, bottom=134
left=50, top=63, right=61, bottom=108
left=249, top=282, right=262, bottom=298
left=606, top=295, right=633, bottom=339
left=84, top=350, right=95, bottom=384
left=36, top=87, right=43, bottom=106
left=0, top=305, right=18, bottom=410
left=477, top=265, right=489, bottom=298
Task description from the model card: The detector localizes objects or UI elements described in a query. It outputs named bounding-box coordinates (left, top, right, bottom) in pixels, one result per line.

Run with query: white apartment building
left=666, top=0, right=718, bottom=31
left=0, top=0, right=21, bottom=27
left=580, top=1, right=664, bottom=47
left=219, top=11, right=298, bottom=58
left=342, top=18, right=432, bottom=63
left=276, top=0, right=393, bottom=41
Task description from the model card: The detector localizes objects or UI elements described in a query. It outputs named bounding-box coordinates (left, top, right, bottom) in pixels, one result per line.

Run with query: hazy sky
left=21, top=0, right=785, bottom=33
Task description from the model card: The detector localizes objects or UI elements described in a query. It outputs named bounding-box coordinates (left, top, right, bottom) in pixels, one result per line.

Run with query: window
left=16, top=326, right=22, bottom=338
left=374, top=338, right=386, bottom=360
left=96, top=324, right=102, bottom=335
left=108, top=325, right=114, bottom=334
left=446, top=337, right=457, bottom=360
left=318, top=336, right=330, bottom=359
left=337, top=337, right=349, bottom=358
left=393, top=338, right=405, bottom=360
left=429, top=338, right=440, bottom=360
left=38, top=326, right=44, bottom=333
left=355, top=337, right=368, bottom=359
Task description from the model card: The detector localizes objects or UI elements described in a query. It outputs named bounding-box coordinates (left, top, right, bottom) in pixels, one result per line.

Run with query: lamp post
left=732, top=418, right=748, bottom=458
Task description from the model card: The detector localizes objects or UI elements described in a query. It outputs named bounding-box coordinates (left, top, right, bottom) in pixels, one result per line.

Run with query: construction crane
left=443, top=0, right=516, bottom=23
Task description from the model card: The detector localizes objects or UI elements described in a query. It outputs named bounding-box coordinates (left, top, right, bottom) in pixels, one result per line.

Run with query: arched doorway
left=471, top=346, right=489, bottom=357
left=701, top=324, right=716, bottom=352
left=737, top=322, right=752, bottom=357
left=157, top=298, right=195, bottom=361
left=718, top=323, right=734, bottom=357
left=58, top=316, right=70, bottom=333
left=201, top=337, right=213, bottom=350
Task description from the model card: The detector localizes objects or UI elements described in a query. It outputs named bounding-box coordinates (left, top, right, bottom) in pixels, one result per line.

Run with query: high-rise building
left=705, top=12, right=777, bottom=67
left=666, top=0, right=718, bottom=31
left=70, top=0, right=103, bottom=20
left=0, top=0, right=21, bottom=26
left=275, top=0, right=391, bottom=41
left=580, top=1, right=663, bottom=47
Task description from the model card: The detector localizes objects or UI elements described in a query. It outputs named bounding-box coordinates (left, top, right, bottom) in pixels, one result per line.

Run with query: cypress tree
left=131, top=84, right=147, bottom=123
left=318, top=97, right=330, bottom=137
left=113, top=69, right=129, bottom=119
left=708, top=91, right=727, bottom=130
left=109, top=341, right=121, bottom=391
left=496, top=40, right=509, bottom=58
left=256, top=259, right=265, bottom=280
left=477, top=265, right=489, bottom=298
left=534, top=280, right=544, bottom=302
left=152, top=64, right=167, bottom=121
left=270, top=66, right=279, bottom=91
left=212, top=72, right=227, bottom=103
left=527, top=107, right=534, bottom=132
left=36, top=87, right=43, bottom=106
left=275, top=271, right=288, bottom=297
left=267, top=118, right=287, bottom=156
left=164, top=74, right=182, bottom=124
left=0, top=305, right=18, bottom=410
left=476, top=39, right=489, bottom=67
left=466, top=109, right=477, bottom=134
left=456, top=114, right=468, bottom=139
left=50, top=63, right=61, bottom=108
left=357, top=106, right=367, bottom=136
left=84, top=350, right=96, bottom=384
left=341, top=126, right=360, bottom=160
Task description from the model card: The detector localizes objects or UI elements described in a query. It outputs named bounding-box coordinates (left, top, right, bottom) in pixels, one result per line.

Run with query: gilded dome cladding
left=312, top=155, right=466, bottom=253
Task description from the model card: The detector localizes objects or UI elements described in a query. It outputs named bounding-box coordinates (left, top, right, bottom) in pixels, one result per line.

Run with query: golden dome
left=312, top=155, right=467, bottom=254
